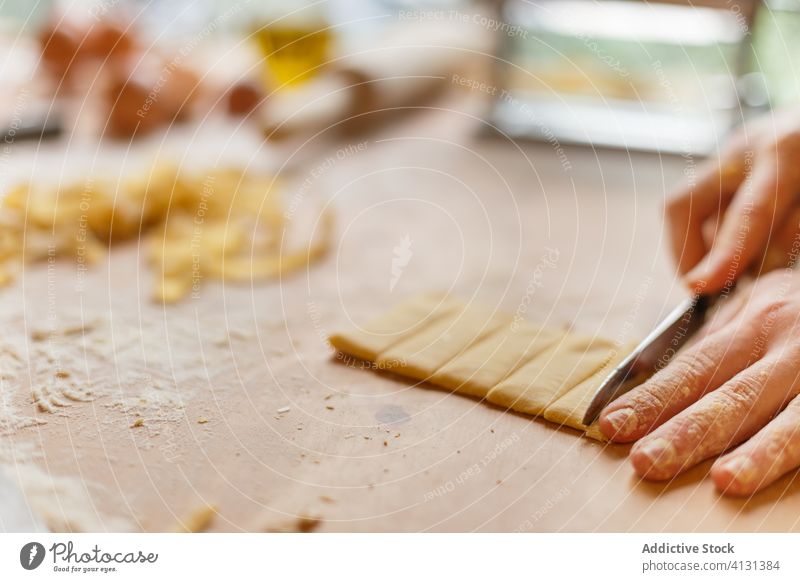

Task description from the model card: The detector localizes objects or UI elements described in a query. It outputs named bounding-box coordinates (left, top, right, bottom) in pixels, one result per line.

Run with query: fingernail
left=637, top=438, right=677, bottom=468
left=605, top=407, right=637, bottom=436
left=685, top=255, right=719, bottom=290
left=719, top=456, right=757, bottom=486
left=685, top=258, right=707, bottom=281
left=684, top=267, right=709, bottom=292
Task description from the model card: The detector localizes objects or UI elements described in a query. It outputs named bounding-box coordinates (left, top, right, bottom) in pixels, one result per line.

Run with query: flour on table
left=0, top=342, right=24, bottom=380
left=106, top=374, right=186, bottom=424
left=0, top=343, right=46, bottom=433
left=3, top=464, right=132, bottom=532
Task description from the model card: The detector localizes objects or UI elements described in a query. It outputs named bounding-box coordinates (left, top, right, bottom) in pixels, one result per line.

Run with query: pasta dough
left=329, top=294, right=644, bottom=442
left=485, top=335, right=617, bottom=416
left=0, top=164, right=331, bottom=304
left=429, top=322, right=563, bottom=398
left=375, top=303, right=509, bottom=380
left=327, top=292, right=460, bottom=362
left=543, top=347, right=632, bottom=431
left=583, top=423, right=608, bottom=442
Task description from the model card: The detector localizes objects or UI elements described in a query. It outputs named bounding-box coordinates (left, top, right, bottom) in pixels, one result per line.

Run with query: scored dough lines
left=329, top=293, right=640, bottom=441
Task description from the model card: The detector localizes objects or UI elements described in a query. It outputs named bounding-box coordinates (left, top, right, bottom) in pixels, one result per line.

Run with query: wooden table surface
left=2, top=96, right=800, bottom=533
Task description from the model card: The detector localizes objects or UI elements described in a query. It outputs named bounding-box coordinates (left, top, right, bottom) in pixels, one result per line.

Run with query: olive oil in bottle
left=252, top=4, right=331, bottom=87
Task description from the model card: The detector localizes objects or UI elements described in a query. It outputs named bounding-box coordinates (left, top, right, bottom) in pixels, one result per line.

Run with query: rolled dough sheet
left=429, top=322, right=564, bottom=398
left=327, top=292, right=461, bottom=361
left=375, top=303, right=509, bottom=380
left=485, top=335, right=617, bottom=416
left=542, top=346, right=634, bottom=432
left=328, top=293, right=641, bottom=443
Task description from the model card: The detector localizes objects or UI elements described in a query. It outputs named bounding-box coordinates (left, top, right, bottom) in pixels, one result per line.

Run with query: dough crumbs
left=264, top=514, right=322, bottom=533
left=32, top=385, right=68, bottom=413
left=130, top=418, right=144, bottom=428
left=173, top=504, right=217, bottom=533
left=197, top=417, right=209, bottom=424
left=108, top=380, right=186, bottom=428
left=29, top=315, right=103, bottom=343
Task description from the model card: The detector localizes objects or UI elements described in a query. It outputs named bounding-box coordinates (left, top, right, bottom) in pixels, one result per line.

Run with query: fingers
left=629, top=356, right=796, bottom=481
left=665, top=158, right=744, bottom=275
left=598, top=326, right=756, bottom=443
left=759, top=205, right=800, bottom=273
left=711, top=395, right=800, bottom=496
left=685, top=155, right=796, bottom=294
left=694, top=285, right=752, bottom=340
left=665, top=195, right=709, bottom=276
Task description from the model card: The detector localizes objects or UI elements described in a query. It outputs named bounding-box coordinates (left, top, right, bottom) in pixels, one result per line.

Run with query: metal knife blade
left=581, top=294, right=711, bottom=426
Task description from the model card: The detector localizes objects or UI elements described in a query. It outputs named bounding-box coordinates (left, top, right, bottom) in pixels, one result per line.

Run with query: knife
left=581, top=293, right=712, bottom=426
left=1, top=115, right=62, bottom=144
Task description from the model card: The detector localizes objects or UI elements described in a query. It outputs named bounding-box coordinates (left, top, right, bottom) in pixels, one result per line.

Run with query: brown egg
left=104, top=53, right=200, bottom=137
left=39, top=9, right=139, bottom=86
left=226, top=81, right=264, bottom=116
left=84, top=20, right=136, bottom=61
left=105, top=73, right=167, bottom=137
left=38, top=19, right=83, bottom=80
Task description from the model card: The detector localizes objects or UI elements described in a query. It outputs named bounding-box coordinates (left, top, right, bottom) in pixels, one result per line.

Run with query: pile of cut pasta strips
left=0, top=163, right=332, bottom=303
left=329, top=292, right=640, bottom=441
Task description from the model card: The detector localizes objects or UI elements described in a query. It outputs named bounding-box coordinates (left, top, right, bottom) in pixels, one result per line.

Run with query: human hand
left=666, top=108, right=800, bottom=294
left=598, top=269, right=800, bottom=496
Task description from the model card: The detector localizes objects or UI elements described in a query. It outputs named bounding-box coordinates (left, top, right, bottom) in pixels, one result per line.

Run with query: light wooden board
left=2, top=99, right=799, bottom=533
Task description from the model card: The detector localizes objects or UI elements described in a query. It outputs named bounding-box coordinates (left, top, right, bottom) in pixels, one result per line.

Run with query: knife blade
left=581, top=293, right=712, bottom=426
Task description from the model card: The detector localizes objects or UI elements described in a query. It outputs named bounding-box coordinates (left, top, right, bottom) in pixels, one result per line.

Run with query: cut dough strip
left=543, top=346, right=634, bottom=432
left=375, top=302, right=509, bottom=380
left=429, top=322, right=564, bottom=398
left=485, top=335, right=617, bottom=416
left=327, top=292, right=460, bottom=362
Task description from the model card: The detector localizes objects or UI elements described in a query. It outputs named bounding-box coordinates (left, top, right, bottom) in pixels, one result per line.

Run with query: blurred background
left=0, top=0, right=797, bottom=158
